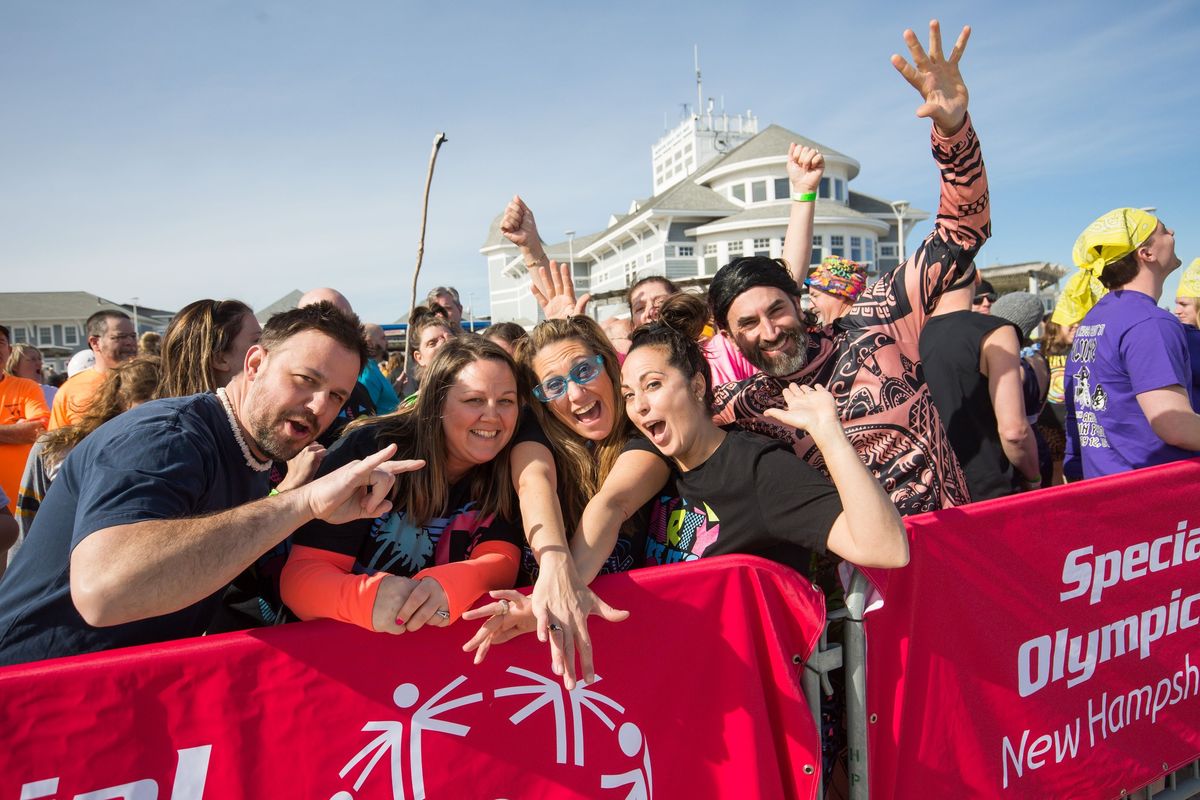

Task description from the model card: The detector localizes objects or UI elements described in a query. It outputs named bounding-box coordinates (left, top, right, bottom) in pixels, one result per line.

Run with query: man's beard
left=248, top=407, right=320, bottom=462
left=745, top=326, right=809, bottom=377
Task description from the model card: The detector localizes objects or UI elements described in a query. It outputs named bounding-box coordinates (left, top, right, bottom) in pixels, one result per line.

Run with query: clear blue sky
left=3, top=0, right=1198, bottom=323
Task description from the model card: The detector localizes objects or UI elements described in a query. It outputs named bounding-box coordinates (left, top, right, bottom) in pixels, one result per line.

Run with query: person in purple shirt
left=1064, top=208, right=1200, bottom=480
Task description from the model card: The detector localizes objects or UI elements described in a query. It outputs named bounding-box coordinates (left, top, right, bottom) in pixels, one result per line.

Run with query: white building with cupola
left=482, top=107, right=927, bottom=324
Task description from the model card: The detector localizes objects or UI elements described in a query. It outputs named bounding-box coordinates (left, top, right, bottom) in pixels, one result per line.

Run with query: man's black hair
left=708, top=256, right=801, bottom=330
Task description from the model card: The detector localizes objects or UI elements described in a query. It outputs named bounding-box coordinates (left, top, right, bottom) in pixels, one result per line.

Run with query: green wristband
left=791, top=191, right=817, bottom=202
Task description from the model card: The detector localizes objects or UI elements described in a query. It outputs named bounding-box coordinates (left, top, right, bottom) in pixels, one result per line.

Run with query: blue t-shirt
left=1063, top=291, right=1198, bottom=480
left=0, top=394, right=270, bottom=666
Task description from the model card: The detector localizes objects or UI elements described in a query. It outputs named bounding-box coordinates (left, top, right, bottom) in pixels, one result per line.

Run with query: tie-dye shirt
left=712, top=118, right=991, bottom=516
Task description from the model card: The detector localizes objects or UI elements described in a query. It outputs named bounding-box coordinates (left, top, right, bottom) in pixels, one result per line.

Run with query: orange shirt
left=49, top=369, right=106, bottom=431
left=0, top=374, right=50, bottom=512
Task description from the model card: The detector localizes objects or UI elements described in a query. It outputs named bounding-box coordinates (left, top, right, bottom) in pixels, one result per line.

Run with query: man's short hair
left=426, top=286, right=461, bottom=308
left=85, top=310, right=131, bottom=339
left=708, top=256, right=801, bottom=330
left=261, top=301, right=369, bottom=371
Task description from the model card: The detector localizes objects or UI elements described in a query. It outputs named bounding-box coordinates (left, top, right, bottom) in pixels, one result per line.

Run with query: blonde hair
left=5, top=343, right=41, bottom=377
left=515, top=316, right=632, bottom=533
left=347, top=337, right=520, bottom=526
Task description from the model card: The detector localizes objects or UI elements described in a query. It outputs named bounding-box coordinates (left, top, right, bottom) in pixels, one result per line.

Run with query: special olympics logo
left=329, top=669, right=652, bottom=799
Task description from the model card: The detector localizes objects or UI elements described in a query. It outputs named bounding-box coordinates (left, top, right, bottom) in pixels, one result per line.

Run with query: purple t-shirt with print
left=1064, top=290, right=1198, bottom=479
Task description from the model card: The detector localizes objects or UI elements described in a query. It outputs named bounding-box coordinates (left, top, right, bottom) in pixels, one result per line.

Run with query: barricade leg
left=804, top=608, right=846, bottom=800
left=844, top=569, right=870, bottom=800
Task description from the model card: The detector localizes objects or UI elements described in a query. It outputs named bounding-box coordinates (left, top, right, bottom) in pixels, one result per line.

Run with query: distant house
left=255, top=290, right=304, bottom=324
left=483, top=109, right=928, bottom=323
left=0, top=291, right=173, bottom=374
left=978, top=262, right=1069, bottom=313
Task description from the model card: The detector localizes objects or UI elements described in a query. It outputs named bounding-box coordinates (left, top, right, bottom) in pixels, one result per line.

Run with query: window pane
left=851, top=237, right=862, bottom=262
left=751, top=181, right=767, bottom=202
left=819, top=177, right=831, bottom=199
left=774, top=178, right=789, bottom=200
left=835, top=179, right=845, bottom=202
left=732, top=184, right=746, bottom=201
left=811, top=235, right=823, bottom=265
left=728, top=240, right=743, bottom=256
left=12, top=328, right=26, bottom=344
left=678, top=245, right=694, bottom=257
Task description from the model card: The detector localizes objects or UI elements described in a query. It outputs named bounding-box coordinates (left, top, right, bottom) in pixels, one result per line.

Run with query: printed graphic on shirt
left=1069, top=327, right=1111, bottom=451
left=644, top=495, right=720, bottom=565
left=359, top=502, right=489, bottom=576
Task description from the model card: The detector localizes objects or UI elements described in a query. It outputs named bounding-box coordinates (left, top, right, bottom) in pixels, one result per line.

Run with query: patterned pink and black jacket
left=712, top=117, right=990, bottom=516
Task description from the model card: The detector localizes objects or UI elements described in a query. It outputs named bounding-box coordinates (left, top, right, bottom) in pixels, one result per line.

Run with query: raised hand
left=786, top=143, right=824, bottom=195
left=531, top=260, right=591, bottom=320
left=500, top=195, right=543, bottom=253
left=891, top=20, right=971, bottom=136
left=763, top=382, right=845, bottom=443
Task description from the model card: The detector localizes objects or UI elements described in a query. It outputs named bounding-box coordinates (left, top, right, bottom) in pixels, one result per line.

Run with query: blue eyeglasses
left=533, top=354, right=605, bottom=403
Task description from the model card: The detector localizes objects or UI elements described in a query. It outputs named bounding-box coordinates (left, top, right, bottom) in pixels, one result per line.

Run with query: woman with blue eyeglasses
left=466, top=314, right=670, bottom=693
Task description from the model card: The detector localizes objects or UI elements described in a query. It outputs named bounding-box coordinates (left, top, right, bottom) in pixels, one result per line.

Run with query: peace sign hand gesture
left=891, top=20, right=971, bottom=136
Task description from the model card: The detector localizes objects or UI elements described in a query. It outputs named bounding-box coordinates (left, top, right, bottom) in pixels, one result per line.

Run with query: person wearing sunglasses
left=972, top=279, right=997, bottom=314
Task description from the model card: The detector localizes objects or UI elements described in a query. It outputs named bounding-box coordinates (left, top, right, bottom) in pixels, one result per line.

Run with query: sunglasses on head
left=973, top=293, right=997, bottom=304
left=533, top=354, right=605, bottom=403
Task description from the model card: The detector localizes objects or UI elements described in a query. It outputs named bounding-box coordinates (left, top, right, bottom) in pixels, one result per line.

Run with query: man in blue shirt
left=0, top=303, right=422, bottom=666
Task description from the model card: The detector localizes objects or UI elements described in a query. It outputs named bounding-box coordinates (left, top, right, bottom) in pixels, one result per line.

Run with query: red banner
left=866, top=459, right=1200, bottom=799
left=0, top=556, right=823, bottom=800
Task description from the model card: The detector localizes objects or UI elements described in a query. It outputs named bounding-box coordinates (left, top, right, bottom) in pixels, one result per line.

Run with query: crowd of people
left=0, top=22, right=1195, bottom=730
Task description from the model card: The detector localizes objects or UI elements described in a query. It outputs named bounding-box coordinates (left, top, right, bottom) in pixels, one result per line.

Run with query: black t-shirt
left=293, top=423, right=522, bottom=575
left=511, top=411, right=647, bottom=585
left=919, top=311, right=1020, bottom=501
left=0, top=394, right=270, bottom=666
left=641, top=428, right=842, bottom=577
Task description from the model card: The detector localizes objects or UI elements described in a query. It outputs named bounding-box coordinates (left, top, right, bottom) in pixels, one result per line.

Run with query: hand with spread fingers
left=786, top=143, right=824, bottom=196
left=531, top=260, right=592, bottom=320
left=763, top=383, right=845, bottom=445
left=891, top=19, right=972, bottom=136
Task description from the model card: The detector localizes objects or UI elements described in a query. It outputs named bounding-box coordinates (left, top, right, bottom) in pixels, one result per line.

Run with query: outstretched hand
left=891, top=20, right=971, bottom=136
left=786, top=143, right=824, bottom=195
left=531, top=260, right=591, bottom=320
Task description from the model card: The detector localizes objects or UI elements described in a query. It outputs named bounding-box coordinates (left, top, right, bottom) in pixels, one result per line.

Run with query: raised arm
left=501, top=195, right=590, bottom=319
left=862, top=21, right=989, bottom=334
left=781, top=144, right=824, bottom=285
left=765, top=384, right=908, bottom=567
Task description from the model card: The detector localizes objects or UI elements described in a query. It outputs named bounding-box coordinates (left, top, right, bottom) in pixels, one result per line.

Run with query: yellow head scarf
left=1177, top=258, right=1200, bottom=299
left=1071, top=208, right=1159, bottom=275
left=1051, top=270, right=1108, bottom=327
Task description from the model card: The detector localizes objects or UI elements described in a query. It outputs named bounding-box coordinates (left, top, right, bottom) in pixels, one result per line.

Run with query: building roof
left=693, top=124, right=856, bottom=184
left=256, top=289, right=304, bottom=323
left=0, top=291, right=131, bottom=321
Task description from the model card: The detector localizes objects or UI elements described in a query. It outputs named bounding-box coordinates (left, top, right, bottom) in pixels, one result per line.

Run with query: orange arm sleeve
left=280, top=544, right=389, bottom=630
left=413, top=540, right=521, bottom=622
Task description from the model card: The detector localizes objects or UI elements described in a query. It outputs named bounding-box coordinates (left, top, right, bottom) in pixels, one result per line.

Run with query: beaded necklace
left=216, top=387, right=272, bottom=472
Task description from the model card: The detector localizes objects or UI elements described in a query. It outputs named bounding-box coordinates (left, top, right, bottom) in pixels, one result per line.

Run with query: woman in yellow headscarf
left=1062, top=208, right=1199, bottom=481
left=1174, top=258, right=1200, bottom=329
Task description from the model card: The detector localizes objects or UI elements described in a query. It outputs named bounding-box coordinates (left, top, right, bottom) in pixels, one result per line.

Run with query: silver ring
left=498, top=599, right=510, bottom=616
left=548, top=623, right=563, bottom=633
left=435, top=609, right=450, bottom=620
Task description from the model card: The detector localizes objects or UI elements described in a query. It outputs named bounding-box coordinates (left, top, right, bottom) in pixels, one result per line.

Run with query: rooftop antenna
left=694, top=45, right=702, bottom=121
